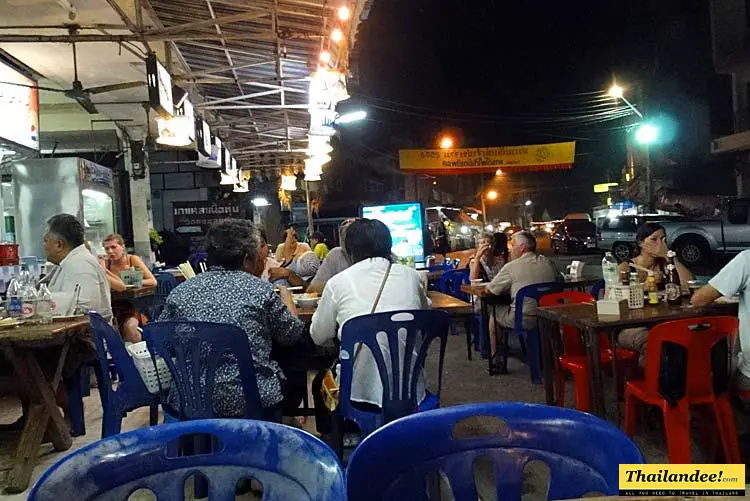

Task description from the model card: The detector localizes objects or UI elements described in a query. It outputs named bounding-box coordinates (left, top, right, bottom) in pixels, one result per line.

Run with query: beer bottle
left=647, top=271, right=659, bottom=305
left=665, top=250, right=681, bottom=306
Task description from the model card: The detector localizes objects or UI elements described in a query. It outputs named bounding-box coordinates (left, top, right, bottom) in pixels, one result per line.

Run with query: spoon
left=70, top=284, right=81, bottom=316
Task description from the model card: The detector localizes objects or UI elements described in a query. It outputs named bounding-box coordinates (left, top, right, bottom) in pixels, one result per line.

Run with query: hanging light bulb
left=220, top=170, right=238, bottom=185
left=337, top=5, right=351, bottom=21
left=233, top=180, right=249, bottom=193
left=319, top=51, right=332, bottom=64
left=281, top=174, right=297, bottom=191
left=331, top=28, right=344, bottom=43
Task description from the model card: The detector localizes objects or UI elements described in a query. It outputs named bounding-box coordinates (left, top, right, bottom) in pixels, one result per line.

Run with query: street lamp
left=439, top=136, right=454, bottom=149
left=524, top=200, right=532, bottom=207
left=607, top=82, right=643, bottom=119
left=486, top=190, right=498, bottom=201
left=634, top=122, right=659, bottom=211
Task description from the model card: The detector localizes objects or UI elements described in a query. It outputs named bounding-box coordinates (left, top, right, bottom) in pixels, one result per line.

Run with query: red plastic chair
left=624, top=316, right=740, bottom=464
left=539, top=292, right=638, bottom=412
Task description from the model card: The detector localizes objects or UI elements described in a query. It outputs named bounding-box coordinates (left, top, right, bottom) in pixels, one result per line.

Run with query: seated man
left=691, top=250, right=750, bottom=391
left=44, top=213, right=113, bottom=321
left=485, top=231, right=558, bottom=366
left=159, top=219, right=305, bottom=421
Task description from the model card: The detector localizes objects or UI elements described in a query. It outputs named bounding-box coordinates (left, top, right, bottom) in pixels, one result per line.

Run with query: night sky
left=334, top=0, right=734, bottom=217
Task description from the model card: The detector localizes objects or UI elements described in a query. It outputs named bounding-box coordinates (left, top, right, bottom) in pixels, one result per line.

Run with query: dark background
left=329, top=0, right=737, bottom=219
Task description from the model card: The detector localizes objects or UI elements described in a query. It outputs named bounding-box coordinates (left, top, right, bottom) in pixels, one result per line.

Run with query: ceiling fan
left=0, top=42, right=146, bottom=115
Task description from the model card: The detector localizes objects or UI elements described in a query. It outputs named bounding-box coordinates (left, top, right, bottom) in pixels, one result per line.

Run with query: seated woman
left=616, top=222, right=694, bottom=365
left=469, top=232, right=509, bottom=363
left=275, top=227, right=311, bottom=266
left=159, top=219, right=305, bottom=421
left=309, top=219, right=431, bottom=437
left=310, top=231, right=330, bottom=260
left=99, top=233, right=156, bottom=343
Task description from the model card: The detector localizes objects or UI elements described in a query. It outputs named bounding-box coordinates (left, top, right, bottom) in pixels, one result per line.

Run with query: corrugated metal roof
left=148, top=0, right=353, bottom=171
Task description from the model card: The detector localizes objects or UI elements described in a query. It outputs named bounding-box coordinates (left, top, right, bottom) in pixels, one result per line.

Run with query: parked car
left=551, top=220, right=598, bottom=254
left=596, top=214, right=690, bottom=261
left=660, top=198, right=750, bottom=266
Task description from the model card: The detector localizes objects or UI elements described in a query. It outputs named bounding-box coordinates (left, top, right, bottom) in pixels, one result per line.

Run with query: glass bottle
left=665, top=250, right=682, bottom=306
left=646, top=271, right=659, bottom=305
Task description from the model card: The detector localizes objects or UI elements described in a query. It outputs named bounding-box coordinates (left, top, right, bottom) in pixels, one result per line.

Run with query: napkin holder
left=567, top=260, right=585, bottom=279
left=596, top=298, right=628, bottom=317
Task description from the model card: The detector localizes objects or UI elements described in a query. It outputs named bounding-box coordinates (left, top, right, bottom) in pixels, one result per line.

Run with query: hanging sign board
left=146, top=53, right=173, bottom=118
left=173, top=200, right=241, bottom=253
left=399, top=142, right=576, bottom=175
left=0, top=58, right=39, bottom=151
left=195, top=117, right=212, bottom=156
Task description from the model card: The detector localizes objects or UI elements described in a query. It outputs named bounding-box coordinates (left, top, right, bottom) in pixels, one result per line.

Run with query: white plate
left=715, top=296, right=740, bottom=304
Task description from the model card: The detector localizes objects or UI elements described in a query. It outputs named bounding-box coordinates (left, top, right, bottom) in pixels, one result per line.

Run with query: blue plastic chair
left=439, top=268, right=470, bottom=301
left=188, top=252, right=208, bottom=272
left=147, top=271, right=179, bottom=319
left=346, top=402, right=644, bottom=501
left=513, top=282, right=564, bottom=384
left=28, top=419, right=346, bottom=501
left=88, top=313, right=159, bottom=437
left=337, top=310, right=451, bottom=445
left=142, top=321, right=263, bottom=420
left=590, top=278, right=605, bottom=300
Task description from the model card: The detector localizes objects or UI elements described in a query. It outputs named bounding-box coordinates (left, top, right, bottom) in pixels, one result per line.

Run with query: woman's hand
left=269, top=267, right=290, bottom=281
left=475, top=242, right=490, bottom=259
left=642, top=240, right=668, bottom=259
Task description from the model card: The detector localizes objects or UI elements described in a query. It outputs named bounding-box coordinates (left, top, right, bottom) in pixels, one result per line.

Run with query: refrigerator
left=12, top=157, right=115, bottom=259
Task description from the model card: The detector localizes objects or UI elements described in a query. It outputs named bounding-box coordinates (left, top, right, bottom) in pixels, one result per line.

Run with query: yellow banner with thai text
left=619, top=464, right=745, bottom=496
left=398, top=142, right=575, bottom=175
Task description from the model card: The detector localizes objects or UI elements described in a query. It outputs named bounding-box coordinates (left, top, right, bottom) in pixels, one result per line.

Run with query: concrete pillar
left=124, top=141, right=154, bottom=260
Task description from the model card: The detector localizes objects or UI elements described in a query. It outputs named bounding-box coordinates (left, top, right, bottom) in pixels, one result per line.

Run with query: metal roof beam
left=180, top=59, right=275, bottom=79
left=203, top=104, right=308, bottom=110
left=146, top=9, right=270, bottom=37
left=103, top=0, right=152, bottom=52
left=196, top=89, right=281, bottom=106
left=246, top=81, right=307, bottom=93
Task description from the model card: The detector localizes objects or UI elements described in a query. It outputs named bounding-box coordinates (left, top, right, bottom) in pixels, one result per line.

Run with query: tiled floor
left=1, top=329, right=749, bottom=497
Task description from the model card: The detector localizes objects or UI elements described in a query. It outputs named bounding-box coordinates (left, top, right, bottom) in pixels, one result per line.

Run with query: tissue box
left=596, top=299, right=629, bottom=317
left=121, top=269, right=144, bottom=287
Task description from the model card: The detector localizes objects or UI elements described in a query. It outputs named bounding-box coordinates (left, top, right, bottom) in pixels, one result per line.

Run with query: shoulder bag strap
left=346, top=260, right=393, bottom=367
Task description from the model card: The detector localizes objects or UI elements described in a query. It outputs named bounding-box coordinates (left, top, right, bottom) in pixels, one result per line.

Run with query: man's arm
left=307, top=248, right=343, bottom=294
left=690, top=285, right=722, bottom=307
left=487, top=264, right=512, bottom=296
left=310, top=282, right=338, bottom=347
left=690, top=251, right=748, bottom=306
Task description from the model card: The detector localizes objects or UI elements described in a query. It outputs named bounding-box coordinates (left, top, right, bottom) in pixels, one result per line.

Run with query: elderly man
left=306, top=217, right=358, bottom=294
left=44, top=213, right=112, bottom=321
left=691, top=250, right=750, bottom=391
left=159, top=218, right=304, bottom=420
left=485, top=231, right=558, bottom=366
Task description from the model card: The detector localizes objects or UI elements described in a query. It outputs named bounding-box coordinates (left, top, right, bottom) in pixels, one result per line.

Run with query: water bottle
left=20, top=279, right=38, bottom=322
left=601, top=251, right=618, bottom=299
left=36, top=284, right=53, bottom=325
left=6, top=276, right=22, bottom=318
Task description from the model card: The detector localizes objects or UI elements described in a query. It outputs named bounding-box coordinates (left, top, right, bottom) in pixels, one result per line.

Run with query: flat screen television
left=361, top=201, right=425, bottom=261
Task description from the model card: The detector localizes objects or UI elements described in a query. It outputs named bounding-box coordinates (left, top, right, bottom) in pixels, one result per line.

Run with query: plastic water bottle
left=21, top=279, right=38, bottom=322
left=6, top=276, right=21, bottom=318
left=601, top=251, right=618, bottom=299
left=36, top=284, right=53, bottom=325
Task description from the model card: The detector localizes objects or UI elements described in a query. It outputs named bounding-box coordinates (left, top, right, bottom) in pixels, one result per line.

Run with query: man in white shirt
left=691, top=250, right=750, bottom=390
left=43, top=213, right=113, bottom=321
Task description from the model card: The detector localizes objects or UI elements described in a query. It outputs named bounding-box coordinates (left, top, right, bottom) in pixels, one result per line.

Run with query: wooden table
left=536, top=300, right=739, bottom=421
left=0, top=318, right=89, bottom=492
left=111, top=285, right=156, bottom=300
left=295, top=291, right=472, bottom=323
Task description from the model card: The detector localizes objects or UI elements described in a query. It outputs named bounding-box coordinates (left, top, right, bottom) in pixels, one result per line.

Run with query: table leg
left=538, top=317, right=557, bottom=406
left=2, top=344, right=73, bottom=493
left=481, top=299, right=494, bottom=375
left=609, top=329, right=621, bottom=426
left=585, top=326, right=607, bottom=419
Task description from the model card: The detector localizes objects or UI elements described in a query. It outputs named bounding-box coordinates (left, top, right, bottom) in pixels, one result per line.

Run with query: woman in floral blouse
left=159, top=219, right=305, bottom=420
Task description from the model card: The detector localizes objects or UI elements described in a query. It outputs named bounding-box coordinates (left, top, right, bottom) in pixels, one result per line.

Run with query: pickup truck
left=661, top=198, right=750, bottom=266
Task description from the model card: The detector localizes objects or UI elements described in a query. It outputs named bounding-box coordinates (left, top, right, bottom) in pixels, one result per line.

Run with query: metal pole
left=481, top=193, right=487, bottom=227
left=645, top=145, right=653, bottom=212
left=305, top=181, right=313, bottom=237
